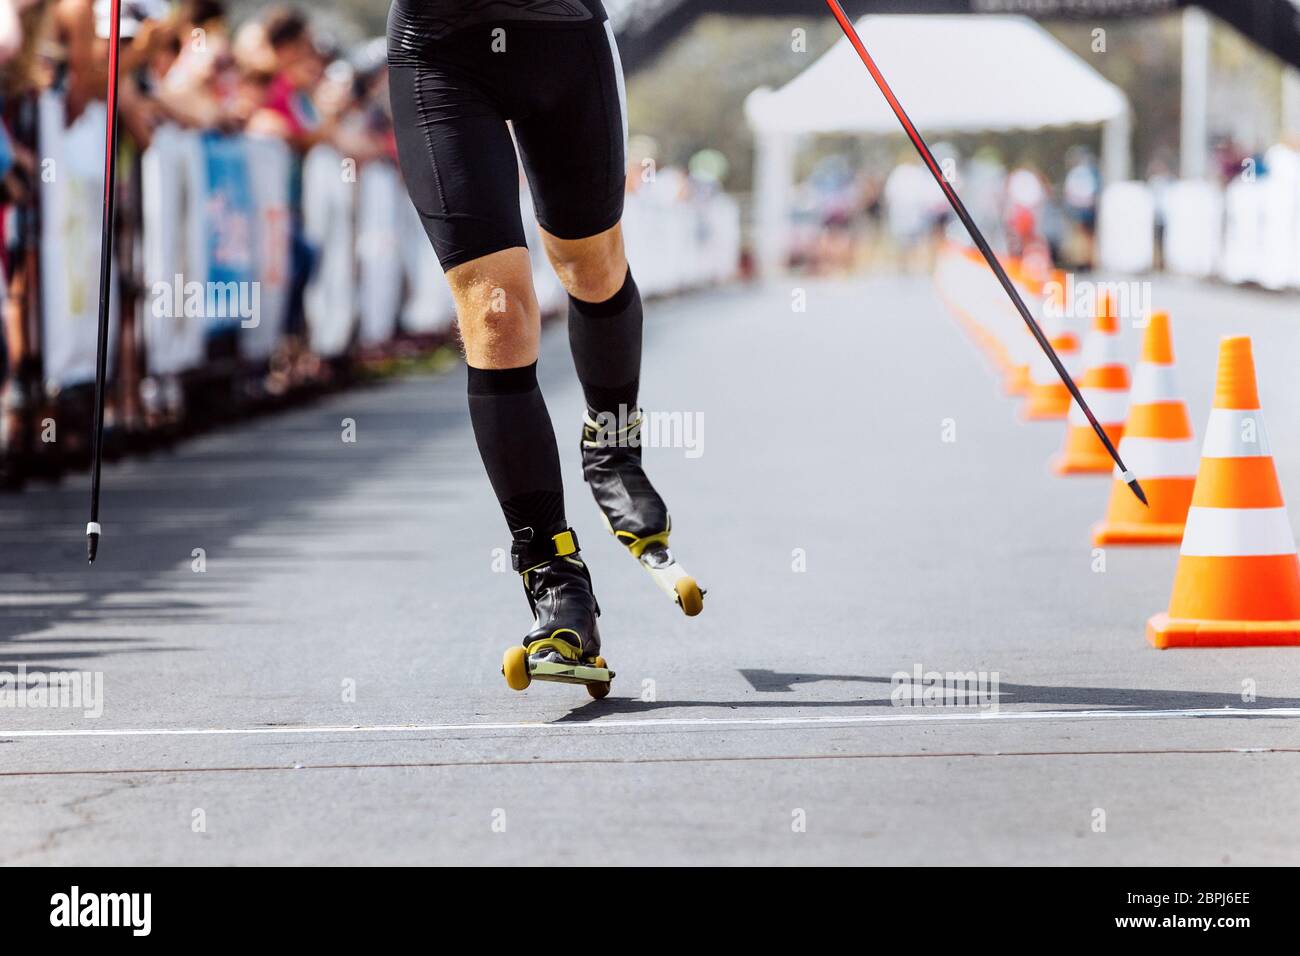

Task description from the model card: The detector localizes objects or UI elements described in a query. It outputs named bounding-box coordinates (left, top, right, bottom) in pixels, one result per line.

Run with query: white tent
left=745, top=15, right=1132, bottom=273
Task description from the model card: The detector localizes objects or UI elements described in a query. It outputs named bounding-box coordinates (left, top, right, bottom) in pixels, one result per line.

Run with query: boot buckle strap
left=512, top=527, right=582, bottom=573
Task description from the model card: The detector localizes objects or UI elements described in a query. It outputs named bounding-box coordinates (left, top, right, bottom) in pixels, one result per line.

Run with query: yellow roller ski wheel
left=675, top=577, right=704, bottom=617
left=502, top=645, right=531, bottom=691
left=586, top=656, right=611, bottom=700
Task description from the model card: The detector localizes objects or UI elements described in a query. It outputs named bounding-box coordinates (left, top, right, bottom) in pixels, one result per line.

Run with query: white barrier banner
left=302, top=145, right=356, bottom=357
left=141, top=124, right=205, bottom=376
left=40, top=92, right=117, bottom=387
left=357, top=162, right=404, bottom=346
left=1097, top=181, right=1154, bottom=274
left=44, top=111, right=739, bottom=382
left=1257, top=145, right=1300, bottom=291
left=398, top=195, right=455, bottom=335
left=1162, top=180, right=1221, bottom=279
left=1219, top=177, right=1265, bottom=285
left=622, top=179, right=740, bottom=296
left=243, top=136, right=293, bottom=360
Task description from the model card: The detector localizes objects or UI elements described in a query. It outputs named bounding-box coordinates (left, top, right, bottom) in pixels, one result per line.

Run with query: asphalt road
left=2, top=273, right=1298, bottom=865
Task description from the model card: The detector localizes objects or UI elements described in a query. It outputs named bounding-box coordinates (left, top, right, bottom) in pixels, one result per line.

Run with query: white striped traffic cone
left=1052, top=292, right=1128, bottom=474
left=1147, top=336, right=1300, bottom=647
left=1093, top=312, right=1196, bottom=544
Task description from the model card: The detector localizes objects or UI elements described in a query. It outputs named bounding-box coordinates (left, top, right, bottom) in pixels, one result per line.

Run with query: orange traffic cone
left=1093, top=312, right=1196, bottom=544
left=1147, top=336, right=1300, bottom=648
left=1021, top=278, right=1080, bottom=420
left=1004, top=359, right=1031, bottom=396
left=946, top=247, right=1018, bottom=378
left=934, top=247, right=1011, bottom=377
left=1002, top=261, right=1034, bottom=396
left=1048, top=270, right=1085, bottom=371
left=1052, top=292, right=1128, bottom=474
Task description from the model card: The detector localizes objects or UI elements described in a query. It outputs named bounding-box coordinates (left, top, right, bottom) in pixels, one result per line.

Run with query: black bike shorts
left=387, top=0, right=627, bottom=270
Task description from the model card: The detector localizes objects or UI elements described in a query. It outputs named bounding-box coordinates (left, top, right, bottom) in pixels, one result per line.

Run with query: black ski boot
left=516, top=527, right=600, bottom=661
left=501, top=527, right=612, bottom=698
left=581, top=408, right=704, bottom=616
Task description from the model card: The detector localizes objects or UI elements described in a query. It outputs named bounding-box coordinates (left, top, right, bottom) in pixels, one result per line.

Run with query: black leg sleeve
left=466, top=362, right=567, bottom=543
left=567, top=270, right=642, bottom=417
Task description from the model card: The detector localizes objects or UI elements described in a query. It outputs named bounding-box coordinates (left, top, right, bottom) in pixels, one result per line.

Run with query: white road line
left=1, top=707, right=1298, bottom=740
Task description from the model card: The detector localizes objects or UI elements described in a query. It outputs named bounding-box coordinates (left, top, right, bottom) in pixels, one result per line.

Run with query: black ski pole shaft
left=824, top=0, right=1146, bottom=506
left=87, top=0, right=124, bottom=562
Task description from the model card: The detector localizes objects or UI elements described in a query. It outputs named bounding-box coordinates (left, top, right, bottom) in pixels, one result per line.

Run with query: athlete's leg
left=388, top=48, right=600, bottom=653
left=444, top=248, right=540, bottom=371
left=388, top=58, right=561, bottom=536
left=548, top=231, right=667, bottom=547
left=448, top=252, right=601, bottom=656
left=540, top=223, right=627, bottom=304
left=510, top=19, right=668, bottom=550
left=443, top=248, right=561, bottom=537
left=508, top=12, right=640, bottom=425
left=509, top=18, right=701, bottom=613
left=541, top=224, right=641, bottom=422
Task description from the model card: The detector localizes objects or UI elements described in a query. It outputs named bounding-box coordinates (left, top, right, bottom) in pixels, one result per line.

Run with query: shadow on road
left=548, top=668, right=1300, bottom=721
left=0, top=376, right=464, bottom=672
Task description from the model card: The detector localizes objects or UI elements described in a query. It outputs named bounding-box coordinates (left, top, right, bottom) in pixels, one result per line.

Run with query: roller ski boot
left=501, top=527, right=613, bottom=699
left=581, top=408, right=704, bottom=616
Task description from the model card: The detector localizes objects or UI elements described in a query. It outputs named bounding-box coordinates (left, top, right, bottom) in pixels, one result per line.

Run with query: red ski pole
left=824, top=0, right=1146, bottom=506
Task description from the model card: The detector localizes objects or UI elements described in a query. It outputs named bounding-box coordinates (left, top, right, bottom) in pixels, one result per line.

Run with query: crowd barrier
left=3, top=97, right=740, bottom=488
left=143, top=132, right=743, bottom=382
left=1097, top=181, right=1154, bottom=274
left=136, top=131, right=740, bottom=382
left=1098, top=142, right=1300, bottom=288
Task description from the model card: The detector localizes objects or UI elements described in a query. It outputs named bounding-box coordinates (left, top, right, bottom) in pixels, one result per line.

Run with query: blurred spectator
left=0, top=0, right=37, bottom=66
left=961, top=146, right=1006, bottom=250
left=883, top=152, right=940, bottom=272
left=55, top=0, right=103, bottom=124
left=243, top=6, right=354, bottom=388
left=1146, top=150, right=1174, bottom=270
left=1038, top=184, right=1066, bottom=267
left=1062, top=145, right=1100, bottom=269
left=1212, top=135, right=1249, bottom=183
left=0, top=0, right=53, bottom=488
left=1004, top=161, right=1048, bottom=258
left=349, top=39, right=396, bottom=162
left=687, top=147, right=728, bottom=197
left=807, top=154, right=857, bottom=274
left=247, top=5, right=337, bottom=152
left=154, top=1, right=239, bottom=130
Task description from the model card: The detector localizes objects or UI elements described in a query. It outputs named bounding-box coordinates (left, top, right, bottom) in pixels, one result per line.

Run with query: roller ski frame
left=603, top=517, right=705, bottom=617
left=581, top=408, right=705, bottom=617
left=502, top=638, right=613, bottom=700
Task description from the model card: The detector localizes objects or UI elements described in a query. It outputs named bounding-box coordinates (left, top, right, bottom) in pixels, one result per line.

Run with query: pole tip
left=1120, top=472, right=1148, bottom=507
left=86, top=521, right=102, bottom=563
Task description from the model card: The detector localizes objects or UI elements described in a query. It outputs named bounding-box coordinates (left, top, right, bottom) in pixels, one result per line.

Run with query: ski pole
left=87, top=0, right=124, bottom=562
left=824, top=0, right=1146, bottom=506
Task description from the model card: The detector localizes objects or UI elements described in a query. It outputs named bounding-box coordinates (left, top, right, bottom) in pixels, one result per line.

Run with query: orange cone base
left=1147, top=613, right=1300, bottom=648
left=1093, top=520, right=1185, bottom=546
left=987, top=347, right=1011, bottom=373
left=1051, top=452, right=1113, bottom=474
left=1092, top=477, right=1194, bottom=545
left=1053, top=424, right=1123, bottom=474
left=1022, top=397, right=1069, bottom=421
